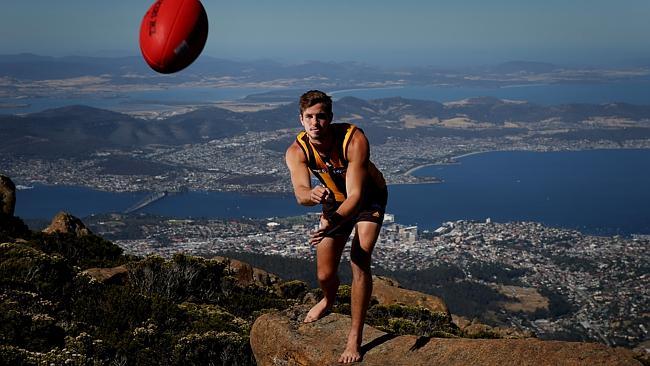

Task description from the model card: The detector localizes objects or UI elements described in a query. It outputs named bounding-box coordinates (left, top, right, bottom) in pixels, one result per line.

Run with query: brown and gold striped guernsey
left=296, top=123, right=386, bottom=203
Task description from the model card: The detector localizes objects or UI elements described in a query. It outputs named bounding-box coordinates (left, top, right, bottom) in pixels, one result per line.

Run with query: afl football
left=139, top=0, right=208, bottom=73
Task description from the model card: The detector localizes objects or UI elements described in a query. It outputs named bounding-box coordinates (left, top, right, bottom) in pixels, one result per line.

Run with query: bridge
left=123, top=191, right=167, bottom=214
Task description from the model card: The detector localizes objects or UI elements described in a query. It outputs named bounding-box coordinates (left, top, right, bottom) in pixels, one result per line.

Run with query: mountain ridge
left=2, top=97, right=649, bottom=158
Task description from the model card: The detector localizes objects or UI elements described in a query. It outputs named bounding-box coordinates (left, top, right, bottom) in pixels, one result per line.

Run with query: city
left=3, top=123, right=650, bottom=195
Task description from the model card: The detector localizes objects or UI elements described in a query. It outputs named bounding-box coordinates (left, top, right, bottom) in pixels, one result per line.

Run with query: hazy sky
left=2, top=0, right=650, bottom=66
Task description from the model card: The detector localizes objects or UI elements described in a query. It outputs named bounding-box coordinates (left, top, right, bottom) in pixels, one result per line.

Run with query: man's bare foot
left=338, top=340, right=361, bottom=364
left=303, top=298, right=331, bottom=323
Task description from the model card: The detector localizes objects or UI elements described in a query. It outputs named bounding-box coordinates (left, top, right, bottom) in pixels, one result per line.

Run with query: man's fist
left=310, top=186, right=332, bottom=204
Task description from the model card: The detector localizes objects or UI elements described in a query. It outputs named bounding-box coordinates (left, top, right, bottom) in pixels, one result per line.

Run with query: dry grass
left=494, top=285, right=549, bottom=313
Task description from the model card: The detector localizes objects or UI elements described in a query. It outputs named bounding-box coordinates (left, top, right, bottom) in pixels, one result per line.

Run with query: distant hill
left=2, top=97, right=650, bottom=158
left=0, top=54, right=396, bottom=85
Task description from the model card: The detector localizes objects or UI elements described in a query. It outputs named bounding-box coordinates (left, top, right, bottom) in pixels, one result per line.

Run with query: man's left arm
left=332, top=131, right=368, bottom=220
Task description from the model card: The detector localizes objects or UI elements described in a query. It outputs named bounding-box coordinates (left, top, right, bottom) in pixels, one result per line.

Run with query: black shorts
left=322, top=185, right=388, bottom=237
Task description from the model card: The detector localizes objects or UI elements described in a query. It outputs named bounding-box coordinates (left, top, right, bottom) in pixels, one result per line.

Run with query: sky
left=2, top=0, right=650, bottom=67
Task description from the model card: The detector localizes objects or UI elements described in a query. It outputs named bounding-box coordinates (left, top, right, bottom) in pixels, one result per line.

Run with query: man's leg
left=339, top=221, right=381, bottom=363
left=304, top=235, right=347, bottom=323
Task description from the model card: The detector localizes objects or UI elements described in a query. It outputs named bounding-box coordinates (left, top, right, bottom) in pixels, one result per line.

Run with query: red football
left=139, top=0, right=208, bottom=74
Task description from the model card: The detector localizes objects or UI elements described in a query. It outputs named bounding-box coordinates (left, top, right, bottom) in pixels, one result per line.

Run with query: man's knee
left=350, top=246, right=372, bottom=269
left=317, top=269, right=339, bottom=284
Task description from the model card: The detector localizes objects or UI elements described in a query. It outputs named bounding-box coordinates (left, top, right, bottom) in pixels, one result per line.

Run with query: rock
left=632, top=340, right=649, bottom=365
left=250, top=307, right=641, bottom=366
left=42, top=212, right=92, bottom=237
left=0, top=175, right=16, bottom=216
left=453, top=315, right=535, bottom=339
left=82, top=265, right=128, bottom=285
left=452, top=314, right=472, bottom=330
left=372, top=275, right=449, bottom=315
left=212, top=256, right=281, bottom=288
left=0, top=177, right=29, bottom=239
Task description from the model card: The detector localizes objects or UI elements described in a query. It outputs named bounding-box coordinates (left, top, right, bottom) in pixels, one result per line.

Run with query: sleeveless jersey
left=295, top=123, right=386, bottom=203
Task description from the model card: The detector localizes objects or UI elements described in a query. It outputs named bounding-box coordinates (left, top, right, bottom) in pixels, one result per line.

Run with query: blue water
left=330, top=81, right=650, bottom=105
left=141, top=191, right=315, bottom=218
left=394, top=149, right=650, bottom=235
left=13, top=149, right=650, bottom=236
left=2, top=81, right=650, bottom=115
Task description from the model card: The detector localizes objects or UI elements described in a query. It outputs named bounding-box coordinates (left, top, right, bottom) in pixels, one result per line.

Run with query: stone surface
left=82, top=265, right=128, bottom=285
left=212, top=256, right=281, bottom=288
left=42, top=212, right=92, bottom=237
left=0, top=175, right=16, bottom=216
left=372, top=275, right=449, bottom=315
left=250, top=307, right=641, bottom=366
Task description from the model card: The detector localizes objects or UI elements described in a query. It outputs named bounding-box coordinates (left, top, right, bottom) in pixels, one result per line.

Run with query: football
left=139, top=0, right=209, bottom=74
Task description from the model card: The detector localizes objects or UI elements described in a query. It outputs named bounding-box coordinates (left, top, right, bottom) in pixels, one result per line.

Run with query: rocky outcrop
left=82, top=265, right=128, bottom=285
left=42, top=212, right=92, bottom=237
left=452, top=314, right=535, bottom=339
left=250, top=306, right=641, bottom=366
left=372, top=276, right=533, bottom=339
left=372, top=276, right=448, bottom=315
left=0, top=176, right=30, bottom=240
left=0, top=175, right=16, bottom=216
left=212, top=256, right=281, bottom=288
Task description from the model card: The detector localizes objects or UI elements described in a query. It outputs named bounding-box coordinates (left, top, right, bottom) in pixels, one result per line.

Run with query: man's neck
left=309, top=130, right=334, bottom=155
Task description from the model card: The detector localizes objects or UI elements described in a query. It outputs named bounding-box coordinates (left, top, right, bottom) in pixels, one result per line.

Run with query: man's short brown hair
left=299, top=90, right=333, bottom=117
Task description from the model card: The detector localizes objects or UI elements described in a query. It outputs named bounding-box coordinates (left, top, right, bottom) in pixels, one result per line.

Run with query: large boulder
left=372, top=276, right=448, bottom=315
left=250, top=306, right=641, bottom=366
left=82, top=265, right=129, bottom=285
left=212, top=256, right=281, bottom=288
left=0, top=175, right=16, bottom=216
left=42, top=212, right=92, bottom=237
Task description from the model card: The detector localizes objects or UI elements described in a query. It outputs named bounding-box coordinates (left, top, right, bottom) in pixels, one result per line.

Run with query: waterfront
left=14, top=149, right=650, bottom=236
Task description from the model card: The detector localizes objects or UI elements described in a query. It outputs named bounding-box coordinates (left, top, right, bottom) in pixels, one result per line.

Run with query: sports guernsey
left=295, top=123, right=387, bottom=204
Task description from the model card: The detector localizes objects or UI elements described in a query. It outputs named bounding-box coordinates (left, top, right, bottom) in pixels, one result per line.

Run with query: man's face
left=300, top=103, right=332, bottom=142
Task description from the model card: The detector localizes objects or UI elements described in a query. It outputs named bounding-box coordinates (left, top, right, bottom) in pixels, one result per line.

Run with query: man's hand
left=310, top=186, right=332, bottom=204
left=309, top=215, right=331, bottom=245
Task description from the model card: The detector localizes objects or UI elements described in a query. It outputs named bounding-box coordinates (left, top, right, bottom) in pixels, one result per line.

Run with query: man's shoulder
left=286, top=140, right=302, bottom=154
left=286, top=140, right=308, bottom=163
left=333, top=122, right=355, bottom=130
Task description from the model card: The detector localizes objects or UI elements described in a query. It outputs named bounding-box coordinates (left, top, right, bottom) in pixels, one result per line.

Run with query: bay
left=395, top=149, right=650, bottom=236
left=330, top=81, right=650, bottom=105
left=2, top=80, right=650, bottom=115
left=13, top=149, right=650, bottom=236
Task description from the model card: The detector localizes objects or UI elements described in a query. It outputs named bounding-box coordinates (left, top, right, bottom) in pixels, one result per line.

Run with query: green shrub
left=218, top=283, right=292, bottom=319
left=0, top=243, right=74, bottom=298
left=181, top=303, right=250, bottom=335
left=278, top=280, right=309, bottom=299
left=173, top=331, right=254, bottom=366
left=0, top=304, right=65, bottom=352
left=71, top=280, right=153, bottom=344
left=0, top=214, right=31, bottom=243
left=0, top=345, right=31, bottom=366
left=128, top=253, right=228, bottom=303
left=366, top=304, right=459, bottom=338
left=30, top=232, right=125, bottom=269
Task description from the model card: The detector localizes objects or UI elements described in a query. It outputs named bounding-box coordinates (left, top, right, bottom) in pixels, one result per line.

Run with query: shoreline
left=403, top=150, right=499, bottom=176
left=402, top=147, right=650, bottom=177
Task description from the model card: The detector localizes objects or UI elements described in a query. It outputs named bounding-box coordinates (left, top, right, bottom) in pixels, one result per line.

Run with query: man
left=285, top=90, right=387, bottom=363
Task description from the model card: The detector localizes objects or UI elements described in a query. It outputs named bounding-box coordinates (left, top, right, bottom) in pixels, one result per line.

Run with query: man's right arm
left=286, top=142, right=330, bottom=206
